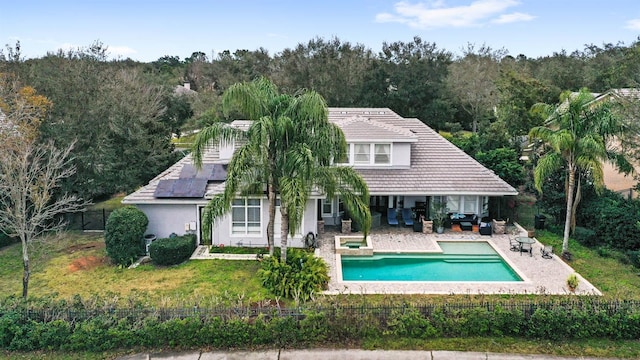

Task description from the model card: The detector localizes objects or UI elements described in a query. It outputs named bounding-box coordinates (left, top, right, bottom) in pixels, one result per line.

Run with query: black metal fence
left=64, top=209, right=112, bottom=231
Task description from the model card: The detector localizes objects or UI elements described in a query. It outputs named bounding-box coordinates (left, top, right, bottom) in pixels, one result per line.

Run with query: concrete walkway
left=117, top=349, right=622, bottom=359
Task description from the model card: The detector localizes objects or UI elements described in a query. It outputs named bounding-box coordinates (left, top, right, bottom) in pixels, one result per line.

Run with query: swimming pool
left=340, top=241, right=522, bottom=282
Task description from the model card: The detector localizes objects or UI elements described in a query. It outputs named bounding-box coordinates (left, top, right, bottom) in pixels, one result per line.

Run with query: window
left=374, top=144, right=391, bottom=164
left=322, top=198, right=332, bottom=215
left=231, top=198, right=261, bottom=235
left=354, top=144, right=370, bottom=164
left=463, top=196, right=478, bottom=214
left=445, top=195, right=479, bottom=214
left=446, top=196, right=460, bottom=213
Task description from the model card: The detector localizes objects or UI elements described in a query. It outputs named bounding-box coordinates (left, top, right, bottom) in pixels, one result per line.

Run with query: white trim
left=229, top=197, right=263, bottom=237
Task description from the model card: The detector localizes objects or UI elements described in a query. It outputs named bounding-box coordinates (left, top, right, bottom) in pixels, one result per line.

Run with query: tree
left=446, top=44, right=506, bottom=132
left=529, top=88, right=633, bottom=258
left=23, top=44, right=177, bottom=200
left=0, top=74, right=86, bottom=298
left=475, top=148, right=524, bottom=187
left=369, top=36, right=453, bottom=130
left=193, top=77, right=371, bottom=262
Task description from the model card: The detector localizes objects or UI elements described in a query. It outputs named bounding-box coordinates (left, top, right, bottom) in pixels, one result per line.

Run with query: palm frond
left=534, top=153, right=563, bottom=193
left=192, top=123, right=245, bottom=167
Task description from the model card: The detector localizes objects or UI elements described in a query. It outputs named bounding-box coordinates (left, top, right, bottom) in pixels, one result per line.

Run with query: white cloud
left=626, top=18, right=640, bottom=30
left=375, top=0, right=533, bottom=29
left=108, top=46, right=137, bottom=58
left=492, top=12, right=535, bottom=24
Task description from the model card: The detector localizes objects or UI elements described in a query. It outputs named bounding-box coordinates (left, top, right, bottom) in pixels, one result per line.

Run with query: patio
left=316, top=225, right=601, bottom=296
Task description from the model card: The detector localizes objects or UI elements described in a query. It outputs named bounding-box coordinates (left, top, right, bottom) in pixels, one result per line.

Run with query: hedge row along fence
left=2, top=299, right=640, bottom=351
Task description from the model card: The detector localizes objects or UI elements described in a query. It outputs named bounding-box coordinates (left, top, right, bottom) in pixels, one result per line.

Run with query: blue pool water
left=341, top=241, right=521, bottom=282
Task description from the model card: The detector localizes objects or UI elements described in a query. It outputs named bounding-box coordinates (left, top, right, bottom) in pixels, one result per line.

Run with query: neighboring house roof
left=593, top=88, right=640, bottom=103
left=328, top=108, right=517, bottom=196
left=123, top=108, right=517, bottom=204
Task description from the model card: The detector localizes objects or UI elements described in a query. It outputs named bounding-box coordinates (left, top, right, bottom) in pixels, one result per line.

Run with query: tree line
left=1, top=36, right=639, bottom=200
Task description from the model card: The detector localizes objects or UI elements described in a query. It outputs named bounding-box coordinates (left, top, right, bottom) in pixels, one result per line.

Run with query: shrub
left=0, top=231, right=17, bottom=249
left=149, top=234, right=196, bottom=266
left=257, top=248, right=328, bottom=301
left=574, top=226, right=597, bottom=246
left=577, top=189, right=640, bottom=251
left=104, top=206, right=149, bottom=266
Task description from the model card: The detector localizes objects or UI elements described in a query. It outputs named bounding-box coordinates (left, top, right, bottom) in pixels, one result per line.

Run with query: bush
left=149, top=234, right=196, bottom=266
left=574, top=226, right=597, bottom=246
left=577, top=189, right=640, bottom=251
left=0, top=232, right=17, bottom=249
left=104, top=206, right=148, bottom=266
left=258, top=248, right=328, bottom=301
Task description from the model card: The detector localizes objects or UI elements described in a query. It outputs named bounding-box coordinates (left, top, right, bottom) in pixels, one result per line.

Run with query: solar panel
left=154, top=179, right=208, bottom=198
left=179, top=164, right=227, bottom=181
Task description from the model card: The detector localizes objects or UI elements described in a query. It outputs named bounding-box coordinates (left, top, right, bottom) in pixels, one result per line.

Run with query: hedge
left=149, top=234, right=196, bottom=266
left=2, top=298, right=640, bottom=351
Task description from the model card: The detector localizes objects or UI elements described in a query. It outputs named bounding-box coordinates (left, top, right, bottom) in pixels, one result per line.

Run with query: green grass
left=0, top=233, right=269, bottom=307
left=535, top=230, right=640, bottom=299
left=209, top=245, right=268, bottom=254
left=89, top=194, right=126, bottom=211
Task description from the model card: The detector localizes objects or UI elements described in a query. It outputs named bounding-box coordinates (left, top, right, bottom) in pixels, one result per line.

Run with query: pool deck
left=318, top=225, right=601, bottom=296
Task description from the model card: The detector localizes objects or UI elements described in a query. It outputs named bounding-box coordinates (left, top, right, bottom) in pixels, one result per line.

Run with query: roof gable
left=335, top=115, right=418, bottom=142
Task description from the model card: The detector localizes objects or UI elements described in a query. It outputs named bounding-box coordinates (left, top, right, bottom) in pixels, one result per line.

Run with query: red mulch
left=68, top=255, right=106, bottom=272
left=66, top=241, right=107, bottom=272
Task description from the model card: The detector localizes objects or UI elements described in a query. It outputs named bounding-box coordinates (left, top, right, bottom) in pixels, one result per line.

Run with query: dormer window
left=341, top=143, right=392, bottom=166
left=354, top=144, right=370, bottom=164
left=374, top=144, right=391, bottom=164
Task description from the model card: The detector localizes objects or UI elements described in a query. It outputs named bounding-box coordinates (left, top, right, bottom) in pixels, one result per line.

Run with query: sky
left=2, top=0, right=640, bottom=62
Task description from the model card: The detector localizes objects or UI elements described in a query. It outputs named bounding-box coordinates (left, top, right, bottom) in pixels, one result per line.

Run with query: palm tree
left=529, top=88, right=632, bottom=258
left=193, top=77, right=371, bottom=262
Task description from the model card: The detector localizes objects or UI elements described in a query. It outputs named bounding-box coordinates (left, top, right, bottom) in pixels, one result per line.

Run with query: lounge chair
left=401, top=208, right=414, bottom=226
left=520, top=242, right=532, bottom=256
left=387, top=208, right=399, bottom=226
left=541, top=245, right=553, bottom=259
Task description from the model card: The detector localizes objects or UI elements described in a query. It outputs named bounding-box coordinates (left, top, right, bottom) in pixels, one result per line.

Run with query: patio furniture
left=541, top=245, right=553, bottom=259
left=387, top=208, right=399, bottom=226
left=516, top=236, right=535, bottom=256
left=401, top=208, right=414, bottom=227
left=459, top=221, right=473, bottom=231
left=509, top=237, right=520, bottom=252
left=479, top=218, right=492, bottom=235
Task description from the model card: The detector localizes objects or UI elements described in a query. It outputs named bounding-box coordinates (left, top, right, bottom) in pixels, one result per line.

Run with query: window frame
left=231, top=198, right=262, bottom=236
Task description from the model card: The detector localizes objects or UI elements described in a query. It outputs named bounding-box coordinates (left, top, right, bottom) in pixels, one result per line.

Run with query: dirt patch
left=68, top=255, right=106, bottom=272
left=65, top=241, right=105, bottom=254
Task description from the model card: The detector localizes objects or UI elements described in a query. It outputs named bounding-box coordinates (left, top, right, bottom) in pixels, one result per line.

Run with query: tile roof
left=328, top=108, right=517, bottom=196
left=335, top=115, right=417, bottom=142
left=123, top=108, right=517, bottom=204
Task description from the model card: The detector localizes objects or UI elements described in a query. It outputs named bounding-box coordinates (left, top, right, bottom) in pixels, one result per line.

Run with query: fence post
left=81, top=212, right=85, bottom=231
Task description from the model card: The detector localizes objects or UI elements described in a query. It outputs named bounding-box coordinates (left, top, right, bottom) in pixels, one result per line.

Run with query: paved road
left=117, top=349, right=622, bottom=359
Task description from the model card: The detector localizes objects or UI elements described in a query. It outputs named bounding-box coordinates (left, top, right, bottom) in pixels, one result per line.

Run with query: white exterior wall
left=137, top=204, right=199, bottom=240
left=392, top=143, right=411, bottom=167
left=209, top=198, right=317, bottom=248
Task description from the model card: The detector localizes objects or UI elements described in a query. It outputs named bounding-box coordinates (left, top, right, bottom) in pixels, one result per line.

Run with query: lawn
left=0, top=232, right=269, bottom=307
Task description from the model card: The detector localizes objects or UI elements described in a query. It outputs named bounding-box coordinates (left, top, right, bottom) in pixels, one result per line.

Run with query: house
left=592, top=89, right=640, bottom=199
left=122, top=108, right=517, bottom=247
